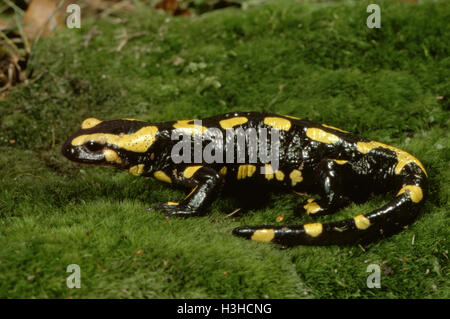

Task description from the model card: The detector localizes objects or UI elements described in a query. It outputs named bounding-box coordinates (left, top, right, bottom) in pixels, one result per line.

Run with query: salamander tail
left=232, top=174, right=427, bottom=246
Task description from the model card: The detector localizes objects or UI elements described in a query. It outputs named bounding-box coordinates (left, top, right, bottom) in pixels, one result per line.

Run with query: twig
left=115, top=29, right=128, bottom=52
left=292, top=190, right=312, bottom=197
left=3, top=0, right=25, bottom=17
left=0, top=30, right=20, bottom=56
left=83, top=26, right=101, bottom=48
left=14, top=14, right=30, bottom=54
left=226, top=208, right=241, bottom=217
left=115, top=30, right=149, bottom=52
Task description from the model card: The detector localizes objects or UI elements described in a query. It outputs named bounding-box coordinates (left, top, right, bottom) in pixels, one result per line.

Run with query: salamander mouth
left=62, top=140, right=128, bottom=169
left=62, top=142, right=106, bottom=164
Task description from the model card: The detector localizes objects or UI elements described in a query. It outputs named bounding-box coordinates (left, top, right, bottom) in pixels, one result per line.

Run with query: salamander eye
left=84, top=141, right=104, bottom=152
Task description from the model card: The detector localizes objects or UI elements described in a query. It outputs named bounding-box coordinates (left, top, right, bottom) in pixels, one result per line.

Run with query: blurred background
left=0, top=0, right=262, bottom=99
left=0, top=0, right=420, bottom=100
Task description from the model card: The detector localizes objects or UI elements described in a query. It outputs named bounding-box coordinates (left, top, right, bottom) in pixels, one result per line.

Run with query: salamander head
left=62, top=117, right=159, bottom=170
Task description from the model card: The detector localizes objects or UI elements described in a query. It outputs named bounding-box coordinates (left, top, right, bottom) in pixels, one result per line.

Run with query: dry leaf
left=154, top=0, right=191, bottom=16
left=21, top=0, right=67, bottom=40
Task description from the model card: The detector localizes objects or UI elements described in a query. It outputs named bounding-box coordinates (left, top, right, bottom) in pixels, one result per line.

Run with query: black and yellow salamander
left=62, top=112, right=427, bottom=246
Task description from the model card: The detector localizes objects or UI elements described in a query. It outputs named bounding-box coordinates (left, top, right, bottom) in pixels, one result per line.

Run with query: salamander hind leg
left=294, top=159, right=351, bottom=218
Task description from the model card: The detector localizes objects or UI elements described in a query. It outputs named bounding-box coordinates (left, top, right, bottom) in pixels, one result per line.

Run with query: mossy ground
left=0, top=0, right=448, bottom=298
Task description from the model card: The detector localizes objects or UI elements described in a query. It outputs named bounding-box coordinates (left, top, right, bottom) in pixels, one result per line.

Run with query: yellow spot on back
left=322, top=124, right=349, bottom=133
left=183, top=166, right=202, bottom=179
left=356, top=141, right=427, bottom=177
left=129, top=164, right=145, bottom=176
left=237, top=165, right=256, bottom=180
left=173, top=120, right=207, bottom=134
left=219, top=167, right=227, bottom=176
left=304, top=223, right=323, bottom=237
left=81, top=118, right=102, bottom=129
left=219, top=117, right=248, bottom=129
left=289, top=169, right=303, bottom=186
left=251, top=229, right=275, bottom=243
left=263, top=164, right=274, bottom=180
left=397, top=185, right=423, bottom=203
left=354, top=214, right=371, bottom=230
left=275, top=170, right=285, bottom=181
left=264, top=117, right=291, bottom=131
left=154, top=171, right=172, bottom=183
left=167, top=202, right=179, bottom=206
left=72, top=126, right=158, bottom=153
left=103, top=149, right=121, bottom=164
left=304, top=202, right=321, bottom=215
left=306, top=128, right=340, bottom=144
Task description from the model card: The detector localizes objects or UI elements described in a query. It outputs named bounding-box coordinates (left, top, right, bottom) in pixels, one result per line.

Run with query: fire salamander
left=62, top=112, right=427, bottom=246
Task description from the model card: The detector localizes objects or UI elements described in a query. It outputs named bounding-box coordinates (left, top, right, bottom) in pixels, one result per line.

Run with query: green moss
left=0, top=0, right=448, bottom=298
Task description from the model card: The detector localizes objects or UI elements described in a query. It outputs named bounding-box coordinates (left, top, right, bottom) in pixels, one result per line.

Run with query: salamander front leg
left=294, top=159, right=351, bottom=217
left=148, top=167, right=223, bottom=219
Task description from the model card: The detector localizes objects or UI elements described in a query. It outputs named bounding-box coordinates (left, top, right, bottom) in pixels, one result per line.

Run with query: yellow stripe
left=183, top=166, right=203, bottom=179
left=356, top=141, right=427, bottom=177
left=81, top=118, right=102, bottom=129
left=333, top=159, right=348, bottom=165
left=306, top=128, right=340, bottom=144
left=237, top=165, right=256, bottom=180
left=354, top=214, right=371, bottom=230
left=322, top=123, right=349, bottom=133
left=72, top=126, right=158, bottom=153
left=121, top=118, right=140, bottom=121
left=129, top=164, right=145, bottom=176
left=251, top=229, right=275, bottom=243
left=219, top=167, right=227, bottom=175
left=184, top=185, right=198, bottom=200
left=219, top=117, right=248, bottom=129
left=396, top=185, right=423, bottom=203
left=154, top=171, right=172, bottom=183
left=284, top=115, right=301, bottom=120
left=264, top=117, right=291, bottom=131
left=173, top=120, right=207, bottom=134
left=304, top=223, right=323, bottom=237
left=167, top=202, right=179, bottom=206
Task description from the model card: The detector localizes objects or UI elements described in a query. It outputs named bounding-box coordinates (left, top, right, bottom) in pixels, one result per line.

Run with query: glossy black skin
left=62, top=112, right=427, bottom=246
